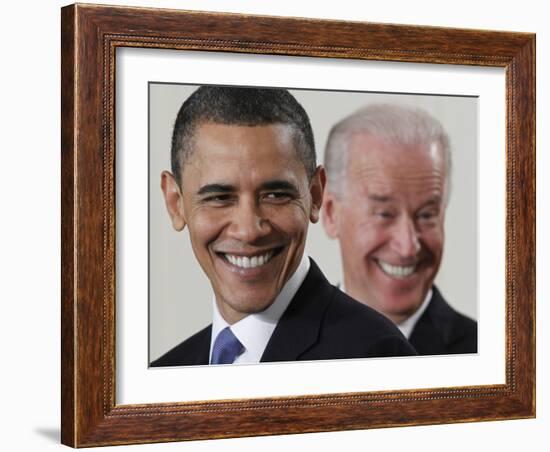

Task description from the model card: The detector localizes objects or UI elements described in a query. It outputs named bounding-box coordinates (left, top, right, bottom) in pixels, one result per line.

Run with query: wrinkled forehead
left=348, top=133, right=445, bottom=172
left=188, top=122, right=299, bottom=163
left=345, top=133, right=448, bottom=197
left=181, top=122, right=308, bottom=188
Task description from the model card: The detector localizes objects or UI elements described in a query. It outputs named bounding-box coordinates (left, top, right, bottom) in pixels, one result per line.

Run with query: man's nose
left=227, top=198, right=271, bottom=243
left=389, top=216, right=421, bottom=258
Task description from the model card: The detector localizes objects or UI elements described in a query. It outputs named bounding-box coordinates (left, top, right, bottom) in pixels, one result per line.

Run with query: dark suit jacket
left=151, top=259, right=416, bottom=366
left=408, top=286, right=477, bottom=355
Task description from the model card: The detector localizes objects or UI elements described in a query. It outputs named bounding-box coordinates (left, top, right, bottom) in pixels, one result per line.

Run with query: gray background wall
left=149, top=84, right=478, bottom=361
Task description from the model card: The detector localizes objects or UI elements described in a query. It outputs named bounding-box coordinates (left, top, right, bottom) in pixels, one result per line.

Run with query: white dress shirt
left=209, top=253, right=310, bottom=364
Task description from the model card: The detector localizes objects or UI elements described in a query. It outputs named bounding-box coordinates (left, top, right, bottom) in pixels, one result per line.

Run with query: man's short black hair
left=170, top=86, right=317, bottom=186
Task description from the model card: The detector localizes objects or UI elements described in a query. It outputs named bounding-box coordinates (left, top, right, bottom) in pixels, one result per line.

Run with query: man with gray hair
left=322, top=103, right=477, bottom=355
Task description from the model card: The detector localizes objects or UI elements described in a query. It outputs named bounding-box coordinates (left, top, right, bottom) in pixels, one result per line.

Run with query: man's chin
left=218, top=292, right=277, bottom=317
left=377, top=293, right=425, bottom=318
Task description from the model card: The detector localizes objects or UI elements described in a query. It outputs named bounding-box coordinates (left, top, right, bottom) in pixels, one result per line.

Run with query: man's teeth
left=225, top=251, right=274, bottom=269
left=378, top=260, right=416, bottom=278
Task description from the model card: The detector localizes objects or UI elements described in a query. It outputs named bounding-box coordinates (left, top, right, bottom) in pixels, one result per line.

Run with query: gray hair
left=324, top=103, right=452, bottom=202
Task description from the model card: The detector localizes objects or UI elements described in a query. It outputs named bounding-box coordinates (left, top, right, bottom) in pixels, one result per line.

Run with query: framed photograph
left=61, top=3, right=535, bottom=447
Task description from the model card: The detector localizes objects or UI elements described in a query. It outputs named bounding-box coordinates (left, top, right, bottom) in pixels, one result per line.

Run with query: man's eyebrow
left=368, top=194, right=392, bottom=203
left=260, top=180, right=300, bottom=193
left=197, top=183, right=235, bottom=196
left=421, top=196, right=443, bottom=207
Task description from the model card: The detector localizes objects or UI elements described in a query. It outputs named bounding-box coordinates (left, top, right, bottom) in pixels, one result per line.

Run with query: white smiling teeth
left=378, top=260, right=416, bottom=278
left=225, top=251, right=274, bottom=269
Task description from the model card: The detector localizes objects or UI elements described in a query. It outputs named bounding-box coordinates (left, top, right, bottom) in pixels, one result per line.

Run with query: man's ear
left=321, top=189, right=341, bottom=239
left=160, top=170, right=187, bottom=231
left=309, top=166, right=326, bottom=224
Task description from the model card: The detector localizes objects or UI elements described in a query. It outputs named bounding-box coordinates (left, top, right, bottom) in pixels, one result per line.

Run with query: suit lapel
left=260, top=259, right=333, bottom=362
left=426, top=287, right=456, bottom=345
left=193, top=325, right=212, bottom=365
left=410, top=286, right=453, bottom=350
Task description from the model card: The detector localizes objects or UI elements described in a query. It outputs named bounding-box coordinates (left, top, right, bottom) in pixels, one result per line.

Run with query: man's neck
left=210, top=254, right=311, bottom=364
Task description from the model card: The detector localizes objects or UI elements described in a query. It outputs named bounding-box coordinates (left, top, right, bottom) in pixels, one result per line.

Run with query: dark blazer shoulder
left=322, top=286, right=417, bottom=358
left=262, top=259, right=416, bottom=362
left=150, top=324, right=212, bottom=367
left=409, top=287, right=477, bottom=355
left=325, top=288, right=402, bottom=339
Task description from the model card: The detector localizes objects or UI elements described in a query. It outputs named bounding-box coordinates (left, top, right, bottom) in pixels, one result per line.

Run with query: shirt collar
left=396, top=288, right=433, bottom=339
left=210, top=253, right=311, bottom=364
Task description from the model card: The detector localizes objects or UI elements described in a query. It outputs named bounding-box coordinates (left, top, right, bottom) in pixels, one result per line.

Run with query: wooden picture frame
left=61, top=3, right=535, bottom=447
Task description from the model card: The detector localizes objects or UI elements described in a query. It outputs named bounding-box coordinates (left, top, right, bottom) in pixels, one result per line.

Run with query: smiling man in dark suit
left=322, top=104, right=477, bottom=356
left=151, top=86, right=415, bottom=367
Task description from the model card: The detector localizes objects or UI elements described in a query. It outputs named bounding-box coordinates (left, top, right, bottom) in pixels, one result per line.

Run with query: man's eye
left=376, top=211, right=393, bottom=219
left=417, top=210, right=437, bottom=221
left=203, top=194, right=232, bottom=204
left=264, top=192, right=291, bottom=202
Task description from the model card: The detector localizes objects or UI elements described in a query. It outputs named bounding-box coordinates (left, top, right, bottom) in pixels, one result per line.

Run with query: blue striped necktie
left=211, top=327, right=244, bottom=364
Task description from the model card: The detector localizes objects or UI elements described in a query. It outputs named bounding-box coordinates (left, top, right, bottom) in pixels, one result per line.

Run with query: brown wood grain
left=61, top=3, right=536, bottom=447
left=60, top=5, right=76, bottom=446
